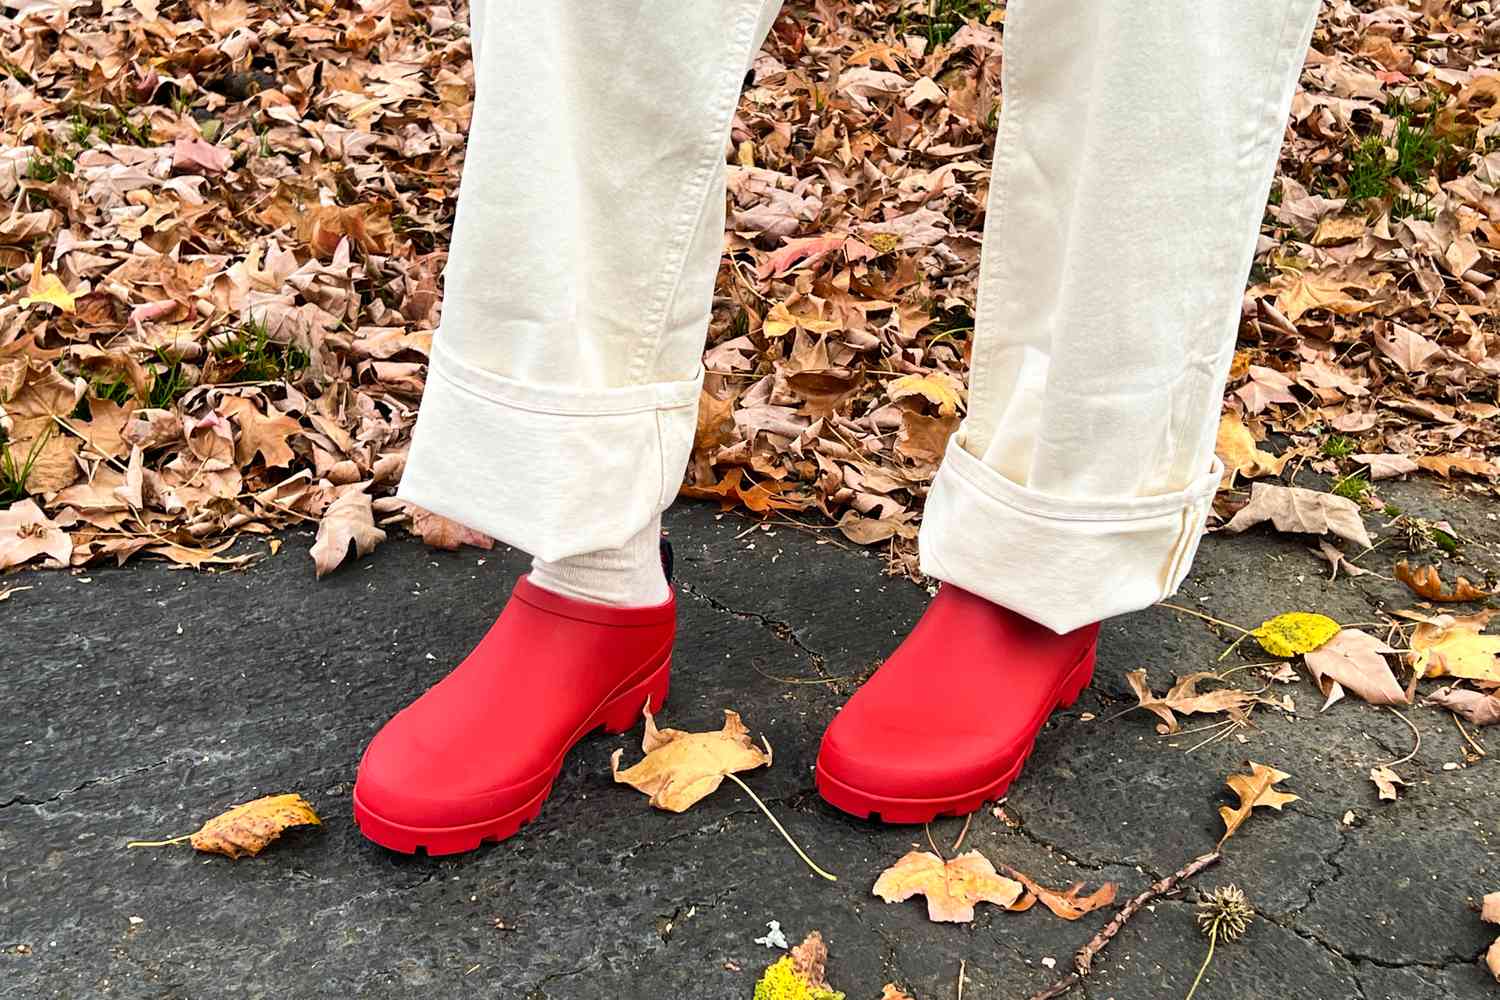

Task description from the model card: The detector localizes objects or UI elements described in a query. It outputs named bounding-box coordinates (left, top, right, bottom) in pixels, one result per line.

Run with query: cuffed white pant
left=398, top=0, right=1322, bottom=632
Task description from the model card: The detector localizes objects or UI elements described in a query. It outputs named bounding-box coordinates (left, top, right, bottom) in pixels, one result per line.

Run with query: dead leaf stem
left=1024, top=851, right=1223, bottom=1000
left=722, top=772, right=837, bottom=882
left=1379, top=706, right=1421, bottom=768
left=1454, top=714, right=1486, bottom=758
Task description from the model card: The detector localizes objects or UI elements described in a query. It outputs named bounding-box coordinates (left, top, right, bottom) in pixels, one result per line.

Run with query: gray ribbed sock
left=528, top=516, right=669, bottom=608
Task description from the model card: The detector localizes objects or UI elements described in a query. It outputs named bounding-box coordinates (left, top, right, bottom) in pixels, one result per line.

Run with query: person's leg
left=357, top=0, right=783, bottom=854
left=818, top=0, right=1323, bottom=821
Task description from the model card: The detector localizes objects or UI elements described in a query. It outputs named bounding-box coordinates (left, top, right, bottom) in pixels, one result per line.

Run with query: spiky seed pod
left=1196, top=884, right=1254, bottom=943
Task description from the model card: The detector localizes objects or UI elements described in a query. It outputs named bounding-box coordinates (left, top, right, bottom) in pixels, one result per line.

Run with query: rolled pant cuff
left=396, top=342, right=703, bottom=562
left=918, top=430, right=1223, bottom=634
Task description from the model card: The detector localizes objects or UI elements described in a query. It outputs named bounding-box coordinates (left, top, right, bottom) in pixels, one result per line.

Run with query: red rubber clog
left=815, top=584, right=1098, bottom=823
left=354, top=575, right=674, bottom=854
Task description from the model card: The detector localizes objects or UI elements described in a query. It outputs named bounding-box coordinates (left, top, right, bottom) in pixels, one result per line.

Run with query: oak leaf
left=872, top=850, right=1023, bottom=923
left=189, top=793, right=321, bottom=859
left=1218, top=762, right=1299, bottom=847
left=1125, top=669, right=1254, bottom=733
left=310, top=486, right=386, bottom=576
left=1223, top=483, right=1373, bottom=549
left=610, top=708, right=771, bottom=812
left=1394, top=560, right=1491, bottom=603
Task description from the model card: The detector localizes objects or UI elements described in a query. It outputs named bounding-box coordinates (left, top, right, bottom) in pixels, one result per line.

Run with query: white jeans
left=398, top=0, right=1322, bottom=632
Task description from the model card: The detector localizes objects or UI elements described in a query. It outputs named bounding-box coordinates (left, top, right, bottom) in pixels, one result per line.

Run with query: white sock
left=528, top=516, right=669, bottom=608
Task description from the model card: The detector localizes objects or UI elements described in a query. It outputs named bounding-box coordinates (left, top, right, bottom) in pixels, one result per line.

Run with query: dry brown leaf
left=880, top=986, right=916, bottom=1000
left=1214, top=412, right=1287, bottom=484
left=1303, top=629, right=1406, bottom=707
left=873, top=850, right=1023, bottom=923
left=1394, top=560, right=1491, bottom=603
left=1424, top=685, right=1500, bottom=726
left=408, top=506, right=494, bottom=551
left=310, top=487, right=387, bottom=577
left=788, top=931, right=830, bottom=989
left=1369, top=765, right=1406, bottom=802
left=1002, top=866, right=1118, bottom=921
left=679, top=468, right=809, bottom=513
left=0, top=499, right=73, bottom=570
left=1223, top=483, right=1373, bottom=549
left=1218, top=762, right=1299, bottom=847
left=189, top=793, right=321, bottom=859
left=1126, top=669, right=1254, bottom=734
left=610, top=708, right=771, bottom=812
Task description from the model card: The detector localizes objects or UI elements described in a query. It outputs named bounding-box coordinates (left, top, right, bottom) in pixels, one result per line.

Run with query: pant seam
left=430, top=358, right=699, bottom=418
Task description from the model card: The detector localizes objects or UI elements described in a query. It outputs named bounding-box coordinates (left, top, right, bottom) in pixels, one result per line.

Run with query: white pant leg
left=919, top=0, right=1322, bottom=633
left=398, top=1, right=782, bottom=562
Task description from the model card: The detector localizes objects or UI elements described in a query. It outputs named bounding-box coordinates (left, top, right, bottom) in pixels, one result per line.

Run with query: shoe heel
left=598, top=658, right=671, bottom=734
left=1056, top=648, right=1096, bottom=709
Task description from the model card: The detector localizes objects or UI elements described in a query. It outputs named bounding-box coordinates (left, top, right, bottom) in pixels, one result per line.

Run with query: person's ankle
left=527, top=517, right=669, bottom=608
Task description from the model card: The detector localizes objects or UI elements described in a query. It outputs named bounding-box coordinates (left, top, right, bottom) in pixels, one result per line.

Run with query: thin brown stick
left=1454, top=713, right=1486, bottom=758
left=1154, top=603, right=1251, bottom=634
left=1024, top=851, right=1222, bottom=1000
left=950, top=811, right=975, bottom=854
left=1379, top=706, right=1421, bottom=768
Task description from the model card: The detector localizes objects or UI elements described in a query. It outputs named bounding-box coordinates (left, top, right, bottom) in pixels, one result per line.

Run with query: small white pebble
left=1443, top=762, right=1461, bottom=771
left=128, top=916, right=143, bottom=926
left=1042, top=957, right=1056, bottom=969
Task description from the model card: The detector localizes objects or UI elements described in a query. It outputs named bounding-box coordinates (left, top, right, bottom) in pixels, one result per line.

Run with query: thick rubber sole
left=814, top=647, right=1096, bottom=824
left=353, top=656, right=671, bottom=855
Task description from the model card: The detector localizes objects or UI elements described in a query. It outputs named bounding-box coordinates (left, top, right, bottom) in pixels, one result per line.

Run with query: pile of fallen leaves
left=2, top=0, right=1498, bottom=576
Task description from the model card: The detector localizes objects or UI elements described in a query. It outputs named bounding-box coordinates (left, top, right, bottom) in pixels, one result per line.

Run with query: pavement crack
left=677, top=581, right=829, bottom=674
left=2, top=757, right=172, bottom=809
left=1285, top=818, right=1353, bottom=918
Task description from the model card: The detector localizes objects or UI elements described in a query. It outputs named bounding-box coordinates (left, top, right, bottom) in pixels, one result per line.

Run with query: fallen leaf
left=1424, top=685, right=1500, bottom=726
left=1126, top=669, right=1254, bottom=733
left=187, top=793, right=321, bottom=859
left=887, top=373, right=961, bottom=416
left=408, top=506, right=494, bottom=551
left=1303, top=629, right=1406, bottom=706
left=1352, top=453, right=1417, bottom=480
left=18, top=252, right=76, bottom=313
left=1394, top=560, right=1491, bottom=603
left=879, top=986, right=916, bottom=1000
left=611, top=708, right=771, bottom=812
left=310, top=487, right=386, bottom=576
left=1223, top=484, right=1373, bottom=549
left=1252, top=611, right=1341, bottom=657
left=1314, top=540, right=1370, bottom=579
left=873, top=850, right=1024, bottom=923
left=753, top=932, right=844, bottom=1000
left=1215, top=412, right=1286, bottom=484
left=1369, top=765, right=1406, bottom=802
left=679, top=468, right=810, bottom=513
left=1409, top=612, right=1500, bottom=682
left=1001, top=866, right=1118, bottom=920
left=1218, top=762, right=1299, bottom=847
left=0, top=499, right=73, bottom=570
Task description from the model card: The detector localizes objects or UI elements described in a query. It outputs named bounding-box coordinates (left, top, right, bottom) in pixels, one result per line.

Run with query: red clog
left=815, top=584, right=1098, bottom=823
left=354, top=575, right=674, bottom=854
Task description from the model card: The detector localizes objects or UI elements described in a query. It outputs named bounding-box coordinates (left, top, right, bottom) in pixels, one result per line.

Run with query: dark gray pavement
left=2, top=484, right=1497, bottom=999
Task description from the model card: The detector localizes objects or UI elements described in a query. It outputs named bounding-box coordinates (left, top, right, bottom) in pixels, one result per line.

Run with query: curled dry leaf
left=1369, top=765, right=1406, bottom=802
left=1002, top=865, right=1119, bottom=921
left=1408, top=612, right=1500, bottom=683
left=880, top=986, right=916, bottom=1000
left=610, top=708, right=772, bottom=812
left=1218, top=762, right=1299, bottom=848
left=1252, top=611, right=1341, bottom=657
left=1303, top=629, right=1406, bottom=707
left=0, top=499, right=73, bottom=570
left=1214, top=412, right=1287, bottom=484
left=1484, top=890, right=1500, bottom=983
left=129, top=793, right=322, bottom=859
left=1394, top=560, right=1491, bottom=603
left=1222, top=483, right=1373, bottom=549
left=1125, top=669, right=1254, bottom=734
left=1424, top=685, right=1500, bottom=726
left=872, top=850, right=1023, bottom=923
left=407, top=505, right=494, bottom=551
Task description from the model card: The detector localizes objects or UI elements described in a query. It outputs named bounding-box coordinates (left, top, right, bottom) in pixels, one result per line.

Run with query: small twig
left=1454, top=713, right=1486, bottom=758
left=126, top=833, right=192, bottom=848
left=1184, top=932, right=1218, bottom=1000
left=723, top=773, right=837, bottom=882
left=1024, top=851, right=1223, bottom=1000
left=1154, top=603, right=1251, bottom=634
left=1184, top=719, right=1243, bottom=754
left=1380, top=706, right=1421, bottom=769
left=957, top=958, right=967, bottom=1000
left=950, top=811, right=974, bottom=854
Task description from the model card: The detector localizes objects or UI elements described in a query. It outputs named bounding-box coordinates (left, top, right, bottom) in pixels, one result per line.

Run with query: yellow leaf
left=129, top=793, right=322, bottom=859
left=1218, top=762, right=1299, bottom=847
left=19, top=252, right=76, bottom=313
left=1214, top=412, right=1286, bottom=485
left=872, top=849, right=1023, bottom=923
left=1409, top=612, right=1500, bottom=682
left=610, top=708, right=771, bottom=812
left=1251, top=612, right=1340, bottom=657
left=887, top=374, right=961, bottom=417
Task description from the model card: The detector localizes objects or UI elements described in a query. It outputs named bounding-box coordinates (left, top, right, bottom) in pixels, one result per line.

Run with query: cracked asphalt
left=3, top=484, right=1497, bottom=999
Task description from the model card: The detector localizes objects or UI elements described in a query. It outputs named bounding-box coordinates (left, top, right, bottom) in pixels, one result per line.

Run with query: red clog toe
left=815, top=584, right=1097, bottom=823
